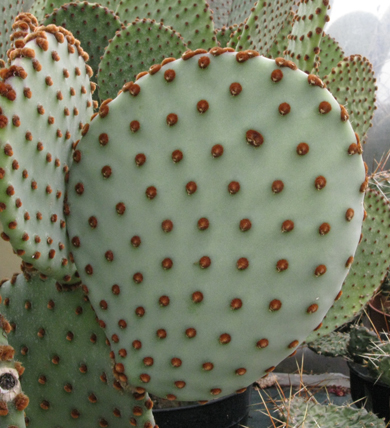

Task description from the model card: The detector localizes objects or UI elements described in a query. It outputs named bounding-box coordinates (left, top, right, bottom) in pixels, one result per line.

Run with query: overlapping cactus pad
left=324, top=54, right=377, bottom=143
left=0, top=20, right=94, bottom=283
left=0, top=0, right=25, bottom=60
left=67, top=48, right=365, bottom=401
left=307, top=189, right=390, bottom=341
left=0, top=272, right=157, bottom=428
left=98, top=18, right=187, bottom=100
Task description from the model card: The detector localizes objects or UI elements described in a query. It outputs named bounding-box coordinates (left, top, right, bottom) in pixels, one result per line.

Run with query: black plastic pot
left=153, top=386, right=252, bottom=428
left=348, top=361, right=390, bottom=422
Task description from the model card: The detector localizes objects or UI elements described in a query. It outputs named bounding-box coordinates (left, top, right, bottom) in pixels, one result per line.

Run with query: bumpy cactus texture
left=43, top=2, right=123, bottom=101
left=318, top=33, right=344, bottom=79
left=116, top=0, right=218, bottom=49
left=0, top=21, right=94, bottom=283
left=227, top=0, right=256, bottom=26
left=67, top=48, right=365, bottom=400
left=0, top=272, right=157, bottom=427
left=307, top=331, right=349, bottom=358
left=285, top=0, right=330, bottom=74
left=278, top=396, right=386, bottom=428
left=0, top=312, right=28, bottom=428
left=307, top=189, right=390, bottom=341
left=324, top=54, right=377, bottom=143
left=234, top=0, right=293, bottom=54
left=208, top=0, right=232, bottom=28
left=0, top=0, right=25, bottom=61
left=98, top=18, right=187, bottom=100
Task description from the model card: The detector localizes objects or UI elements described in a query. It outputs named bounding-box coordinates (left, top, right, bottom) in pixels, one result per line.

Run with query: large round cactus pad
left=68, top=50, right=365, bottom=401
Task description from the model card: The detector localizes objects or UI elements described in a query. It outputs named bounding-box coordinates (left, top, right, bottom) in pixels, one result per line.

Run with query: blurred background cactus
left=0, top=0, right=389, bottom=427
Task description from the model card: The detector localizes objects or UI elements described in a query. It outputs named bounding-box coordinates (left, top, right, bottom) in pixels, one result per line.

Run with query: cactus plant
left=277, top=395, right=386, bottom=427
left=0, top=0, right=383, bottom=425
left=0, top=269, right=157, bottom=427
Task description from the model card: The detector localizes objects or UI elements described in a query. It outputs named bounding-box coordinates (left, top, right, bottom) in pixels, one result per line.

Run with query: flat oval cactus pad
left=68, top=49, right=366, bottom=401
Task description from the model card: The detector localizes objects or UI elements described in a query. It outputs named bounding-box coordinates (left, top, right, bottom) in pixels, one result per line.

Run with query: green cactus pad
left=0, top=21, right=94, bottom=283
left=0, top=272, right=157, bottom=428
left=285, top=0, right=330, bottom=74
left=226, top=21, right=243, bottom=48
left=307, top=189, right=390, bottom=341
left=267, top=11, right=294, bottom=59
left=278, top=396, right=386, bottom=428
left=97, top=18, right=187, bottom=101
left=234, top=0, right=293, bottom=54
left=215, top=25, right=236, bottom=48
left=0, top=0, right=25, bottom=61
left=116, top=0, right=217, bottom=49
left=0, top=313, right=28, bottom=428
left=43, top=2, right=123, bottom=102
left=318, top=33, right=344, bottom=79
left=227, top=0, right=256, bottom=26
left=208, top=0, right=232, bottom=28
left=68, top=49, right=365, bottom=401
left=307, top=331, right=349, bottom=358
left=323, top=55, right=377, bottom=143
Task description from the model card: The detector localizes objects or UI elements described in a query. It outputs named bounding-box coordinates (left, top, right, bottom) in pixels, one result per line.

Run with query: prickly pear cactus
left=0, top=19, right=94, bottom=283
left=43, top=2, right=123, bottom=101
left=67, top=48, right=365, bottom=401
left=278, top=396, right=386, bottom=428
left=208, top=0, right=232, bottom=28
left=116, top=0, right=218, bottom=49
left=307, top=189, right=390, bottom=341
left=307, top=331, right=349, bottom=358
left=0, top=0, right=25, bottom=60
left=323, top=55, right=377, bottom=143
left=97, top=18, right=187, bottom=100
left=0, top=271, right=157, bottom=428
left=285, top=0, right=330, bottom=74
left=0, top=312, right=28, bottom=428
left=347, top=325, right=379, bottom=364
left=318, top=34, right=344, bottom=79
left=234, top=0, right=293, bottom=54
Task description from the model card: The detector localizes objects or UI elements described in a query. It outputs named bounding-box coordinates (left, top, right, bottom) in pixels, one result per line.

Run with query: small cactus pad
left=0, top=313, right=28, bottom=428
left=285, top=0, right=330, bottom=74
left=68, top=50, right=365, bottom=400
left=234, top=0, right=293, bottom=55
left=307, top=189, right=390, bottom=341
left=0, top=0, right=25, bottom=60
left=98, top=18, right=187, bottom=100
left=323, top=55, right=377, bottom=143
left=318, top=34, right=344, bottom=79
left=227, top=0, right=256, bottom=26
left=208, top=0, right=232, bottom=28
left=43, top=2, right=123, bottom=101
left=0, top=20, right=94, bottom=283
left=307, top=331, right=349, bottom=358
left=0, top=272, right=157, bottom=428
left=278, top=396, right=386, bottom=428
left=116, top=0, right=218, bottom=49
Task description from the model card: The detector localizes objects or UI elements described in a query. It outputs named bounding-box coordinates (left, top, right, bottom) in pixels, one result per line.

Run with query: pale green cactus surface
left=68, top=49, right=365, bottom=401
